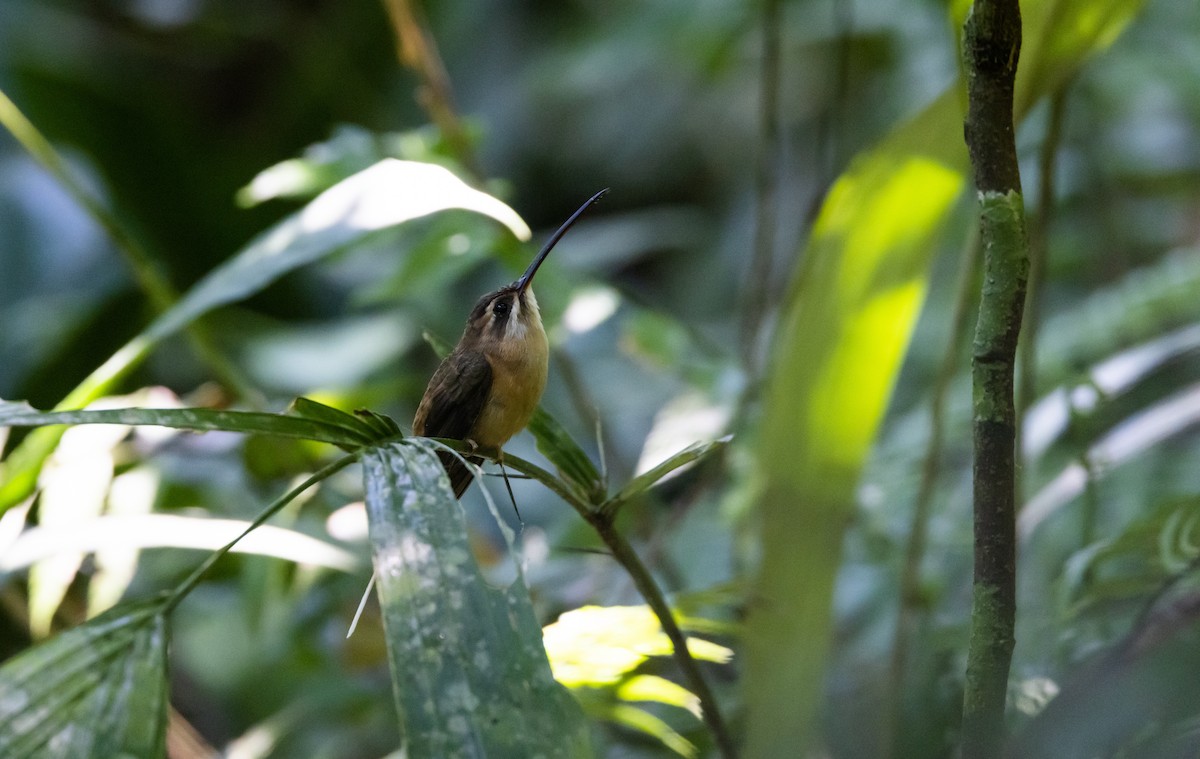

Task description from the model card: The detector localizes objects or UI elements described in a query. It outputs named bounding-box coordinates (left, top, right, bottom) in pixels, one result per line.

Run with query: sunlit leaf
left=362, top=441, right=591, bottom=758
left=0, top=159, right=530, bottom=514
left=610, top=704, right=697, bottom=759
left=0, top=597, right=170, bottom=758
left=0, top=400, right=369, bottom=448
left=543, top=605, right=732, bottom=688
left=144, top=160, right=529, bottom=345
left=88, top=467, right=159, bottom=619
left=616, top=674, right=700, bottom=717
left=27, top=421, right=126, bottom=638
left=236, top=123, right=455, bottom=206
left=0, top=513, right=363, bottom=576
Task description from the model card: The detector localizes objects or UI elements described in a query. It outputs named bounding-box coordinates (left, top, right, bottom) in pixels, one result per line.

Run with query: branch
left=382, top=0, right=481, bottom=179
left=960, top=1, right=1028, bottom=757
left=585, top=509, right=739, bottom=759
left=462, top=446, right=739, bottom=758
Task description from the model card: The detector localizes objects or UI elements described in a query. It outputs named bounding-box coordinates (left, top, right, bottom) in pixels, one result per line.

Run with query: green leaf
left=543, top=605, right=732, bottom=689
left=745, top=0, right=1150, bottom=752
left=143, top=159, right=528, bottom=345
left=0, top=512, right=362, bottom=577
left=616, top=674, right=701, bottom=716
left=0, top=597, right=170, bottom=758
left=362, top=441, right=591, bottom=758
left=352, top=408, right=403, bottom=441
left=288, top=397, right=381, bottom=440
left=236, top=123, right=457, bottom=206
left=0, top=400, right=369, bottom=448
left=528, top=408, right=605, bottom=503
left=0, top=159, right=529, bottom=514
left=610, top=704, right=697, bottom=759
left=603, top=438, right=729, bottom=515
left=1062, top=497, right=1200, bottom=616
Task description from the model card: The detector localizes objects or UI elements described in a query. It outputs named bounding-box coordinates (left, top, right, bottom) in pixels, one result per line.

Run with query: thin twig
left=586, top=510, right=739, bottom=759
left=165, top=453, right=360, bottom=613
left=493, top=449, right=738, bottom=758
left=381, top=0, right=481, bottom=179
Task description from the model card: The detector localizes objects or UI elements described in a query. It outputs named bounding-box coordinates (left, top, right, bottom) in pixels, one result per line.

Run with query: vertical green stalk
left=960, top=1, right=1028, bottom=757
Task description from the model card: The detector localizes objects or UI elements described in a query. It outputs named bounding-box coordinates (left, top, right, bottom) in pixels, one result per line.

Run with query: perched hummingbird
left=413, top=189, right=608, bottom=497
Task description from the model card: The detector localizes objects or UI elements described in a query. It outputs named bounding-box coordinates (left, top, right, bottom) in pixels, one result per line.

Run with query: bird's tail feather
left=438, top=450, right=479, bottom=499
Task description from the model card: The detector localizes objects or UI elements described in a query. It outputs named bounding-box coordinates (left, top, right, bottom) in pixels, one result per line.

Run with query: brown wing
left=413, top=349, right=492, bottom=497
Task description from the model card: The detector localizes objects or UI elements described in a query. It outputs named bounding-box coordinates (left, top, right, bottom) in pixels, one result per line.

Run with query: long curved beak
left=516, top=188, right=609, bottom=294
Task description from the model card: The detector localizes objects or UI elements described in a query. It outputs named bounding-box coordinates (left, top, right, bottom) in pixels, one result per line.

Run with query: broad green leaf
left=0, top=400, right=369, bottom=448
left=0, top=159, right=529, bottom=514
left=142, top=159, right=529, bottom=345
left=362, top=441, right=591, bottom=758
left=528, top=408, right=605, bottom=503
left=0, top=597, right=170, bottom=759
left=745, top=0, right=1150, bottom=753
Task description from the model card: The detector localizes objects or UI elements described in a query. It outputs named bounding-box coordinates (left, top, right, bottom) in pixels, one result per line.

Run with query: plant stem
left=498, top=449, right=737, bottom=758
left=960, top=1, right=1028, bottom=757
left=587, top=510, right=739, bottom=759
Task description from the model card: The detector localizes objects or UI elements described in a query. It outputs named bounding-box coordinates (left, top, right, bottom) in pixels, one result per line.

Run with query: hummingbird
left=413, top=189, right=608, bottom=497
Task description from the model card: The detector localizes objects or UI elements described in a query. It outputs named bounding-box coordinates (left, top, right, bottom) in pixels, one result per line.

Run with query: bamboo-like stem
left=884, top=221, right=980, bottom=757
left=960, top=0, right=1028, bottom=756
left=382, top=0, right=480, bottom=179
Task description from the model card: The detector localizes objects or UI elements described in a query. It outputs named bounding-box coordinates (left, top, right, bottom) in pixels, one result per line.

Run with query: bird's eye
left=492, top=300, right=510, bottom=319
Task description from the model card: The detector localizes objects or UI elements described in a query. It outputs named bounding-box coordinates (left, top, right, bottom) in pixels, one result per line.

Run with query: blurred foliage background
left=2, top=0, right=1200, bottom=756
